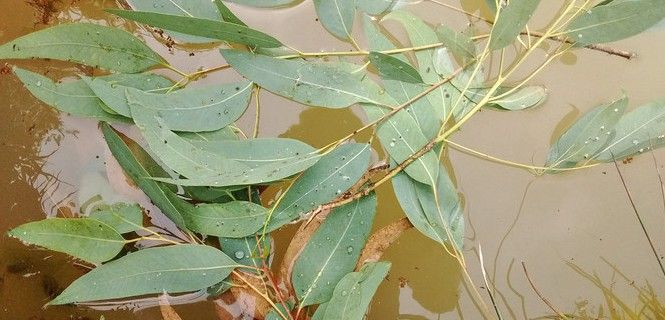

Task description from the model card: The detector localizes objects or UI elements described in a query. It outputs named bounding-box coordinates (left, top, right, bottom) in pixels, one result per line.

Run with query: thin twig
left=478, top=245, right=504, bottom=320
left=521, top=261, right=568, bottom=319
left=524, top=31, right=635, bottom=60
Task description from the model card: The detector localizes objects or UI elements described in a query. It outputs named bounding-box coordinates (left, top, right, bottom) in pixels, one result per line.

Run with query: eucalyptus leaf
left=221, top=49, right=391, bottom=108
left=226, top=0, right=297, bottom=7
left=546, top=96, right=628, bottom=169
left=107, top=10, right=282, bottom=48
left=292, top=194, right=377, bottom=307
left=567, top=0, right=665, bottom=45
left=313, top=262, right=391, bottom=320
left=489, top=0, right=541, bottom=50
left=435, top=24, right=476, bottom=65
left=214, top=0, right=247, bottom=26
left=186, top=201, right=268, bottom=238
left=467, top=86, right=547, bottom=111
left=80, top=75, right=173, bottom=117
left=126, top=0, right=221, bottom=43
left=189, top=138, right=317, bottom=169
left=49, top=244, right=236, bottom=305
left=7, top=218, right=124, bottom=264
left=357, top=0, right=395, bottom=15
left=220, top=235, right=272, bottom=274
left=267, top=143, right=371, bottom=231
left=369, top=51, right=423, bottom=83
left=0, top=23, right=163, bottom=73
left=89, top=203, right=143, bottom=234
left=101, top=123, right=190, bottom=229
left=314, top=0, right=357, bottom=40
left=596, top=97, right=665, bottom=161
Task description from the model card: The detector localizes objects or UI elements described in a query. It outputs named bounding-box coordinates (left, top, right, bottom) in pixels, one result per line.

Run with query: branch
left=524, top=31, right=636, bottom=60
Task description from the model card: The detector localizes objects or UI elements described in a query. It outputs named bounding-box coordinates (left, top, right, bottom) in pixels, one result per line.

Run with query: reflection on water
left=1, top=0, right=665, bottom=319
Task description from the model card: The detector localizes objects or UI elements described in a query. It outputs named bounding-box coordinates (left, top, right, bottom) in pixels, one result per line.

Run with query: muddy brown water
left=1, top=1, right=665, bottom=319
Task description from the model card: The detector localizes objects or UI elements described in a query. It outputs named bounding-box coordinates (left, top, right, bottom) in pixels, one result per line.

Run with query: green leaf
left=489, top=0, right=541, bottom=50
left=0, top=23, right=163, bottom=73
left=363, top=105, right=439, bottom=185
left=313, top=262, right=391, bottom=320
left=314, top=0, right=357, bottom=40
left=467, top=86, right=547, bottom=111
left=567, top=0, right=665, bottom=45
left=179, top=128, right=239, bottom=142
left=49, top=244, right=236, bottom=305
left=80, top=75, right=172, bottom=117
left=101, top=123, right=190, bottom=229
left=107, top=10, right=282, bottom=48
left=8, top=218, right=124, bottom=264
left=267, top=143, right=371, bottom=231
left=546, top=96, right=627, bottom=169
left=226, top=0, right=297, bottom=7
left=13, top=68, right=128, bottom=122
left=122, top=82, right=253, bottom=132
left=213, top=0, right=247, bottom=26
left=596, top=97, right=665, bottom=161
left=89, top=203, right=143, bottom=234
left=357, top=0, right=395, bottom=15
left=126, top=0, right=222, bottom=43
left=220, top=235, right=271, bottom=274
left=292, top=194, right=377, bottom=307
left=186, top=201, right=268, bottom=238
left=435, top=24, right=476, bottom=65
left=369, top=51, right=423, bottom=84
left=221, top=49, right=391, bottom=108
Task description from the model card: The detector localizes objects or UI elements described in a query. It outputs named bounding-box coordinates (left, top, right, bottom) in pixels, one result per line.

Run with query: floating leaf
left=49, top=244, right=236, bottom=305
left=122, top=82, right=253, bottom=132
left=220, top=235, right=271, bottom=274
left=292, top=194, right=377, bottom=307
left=369, top=51, right=423, bottom=84
left=546, top=96, right=627, bottom=169
left=567, top=0, right=665, bottom=45
left=221, top=49, right=391, bottom=108
left=102, top=123, right=190, bottom=229
left=313, top=0, right=356, bottom=40
left=435, top=24, right=476, bottom=65
left=107, top=10, right=282, bottom=48
left=596, top=97, right=665, bottom=161
left=8, top=218, right=124, bottom=264
left=126, top=0, right=221, bottom=43
left=489, top=0, right=541, bottom=50
left=0, top=23, right=163, bottom=73
left=467, top=86, right=547, bottom=111
left=357, top=0, right=395, bottom=15
left=89, top=203, right=143, bottom=234
left=13, top=68, right=128, bottom=122
left=312, top=262, right=391, bottom=320
left=186, top=201, right=268, bottom=238
left=80, top=75, right=172, bottom=117
left=267, top=143, right=371, bottom=231
left=226, top=0, right=297, bottom=7
left=213, top=0, right=247, bottom=26
left=189, top=138, right=317, bottom=169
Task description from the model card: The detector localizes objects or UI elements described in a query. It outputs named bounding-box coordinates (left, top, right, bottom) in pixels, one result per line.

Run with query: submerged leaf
left=221, top=49, right=391, bottom=108
left=89, top=203, right=143, bottom=234
left=189, top=138, right=317, bottom=169
left=0, top=23, right=163, bottom=73
left=226, top=0, right=297, bottom=7
left=314, top=0, right=357, bottom=40
left=489, top=0, right=541, bottom=50
left=220, top=235, right=271, bottom=274
left=8, top=218, right=124, bottom=264
left=267, top=143, right=371, bottom=231
left=357, top=0, right=395, bottom=15
left=435, top=24, right=476, bottom=65
left=292, top=194, right=377, bottom=307
left=186, top=201, right=268, bottom=238
left=107, top=10, right=282, bottom=48
left=49, top=245, right=236, bottom=305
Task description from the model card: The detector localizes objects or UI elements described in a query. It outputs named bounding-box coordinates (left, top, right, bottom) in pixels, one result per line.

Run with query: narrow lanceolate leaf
left=364, top=105, right=439, bottom=185
left=89, top=203, right=143, bottom=234
left=127, top=0, right=222, bottom=43
left=102, top=123, right=190, bottom=229
left=81, top=75, right=172, bottom=117
left=567, top=0, right=665, bottom=45
left=435, top=24, right=476, bottom=65
left=107, top=10, right=282, bottom=48
left=267, top=143, right=371, bottom=231
left=8, top=218, right=124, bottom=264
left=313, top=0, right=356, bottom=40
left=122, top=82, right=252, bottom=132
left=221, top=49, right=391, bottom=108
left=596, top=97, right=665, bottom=161
left=220, top=235, right=271, bottom=274
left=226, top=0, right=297, bottom=7
left=13, top=68, right=127, bottom=122
left=369, top=51, right=423, bottom=84
left=49, top=245, right=236, bottom=305
left=186, top=201, right=268, bottom=238
left=467, top=86, right=547, bottom=111
left=313, top=262, right=391, bottom=320
left=0, top=23, right=163, bottom=73
left=489, top=0, right=541, bottom=50
left=546, top=96, right=627, bottom=170
left=213, top=0, right=247, bottom=26
left=130, top=110, right=249, bottom=180
left=292, top=194, right=377, bottom=307
left=357, top=0, right=395, bottom=15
